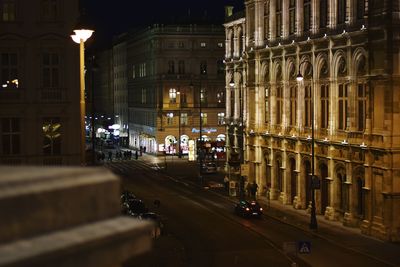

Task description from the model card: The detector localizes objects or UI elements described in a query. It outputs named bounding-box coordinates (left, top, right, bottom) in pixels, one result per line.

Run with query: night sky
left=81, top=0, right=245, bottom=49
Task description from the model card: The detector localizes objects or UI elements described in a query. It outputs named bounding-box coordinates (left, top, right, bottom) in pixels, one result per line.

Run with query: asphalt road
left=105, top=160, right=393, bottom=267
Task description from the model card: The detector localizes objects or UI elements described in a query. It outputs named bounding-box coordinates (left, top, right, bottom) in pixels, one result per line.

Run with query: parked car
left=201, top=162, right=217, bottom=174
left=234, top=200, right=263, bottom=218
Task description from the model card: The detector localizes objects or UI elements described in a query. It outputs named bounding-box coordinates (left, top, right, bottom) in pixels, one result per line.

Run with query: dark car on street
left=121, top=191, right=148, bottom=216
left=234, top=200, right=263, bottom=218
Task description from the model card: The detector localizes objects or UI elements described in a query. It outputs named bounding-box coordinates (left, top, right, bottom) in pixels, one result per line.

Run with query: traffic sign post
left=298, top=241, right=311, bottom=254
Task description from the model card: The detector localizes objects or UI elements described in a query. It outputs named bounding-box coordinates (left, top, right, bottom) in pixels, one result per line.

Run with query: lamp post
left=177, top=91, right=181, bottom=158
left=296, top=61, right=318, bottom=230
left=71, top=28, right=94, bottom=165
left=190, top=79, right=203, bottom=183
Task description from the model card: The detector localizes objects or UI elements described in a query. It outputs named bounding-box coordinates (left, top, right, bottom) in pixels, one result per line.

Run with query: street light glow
left=71, top=29, right=94, bottom=43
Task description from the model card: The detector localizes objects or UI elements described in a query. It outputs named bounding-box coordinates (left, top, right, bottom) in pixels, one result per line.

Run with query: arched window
left=320, top=0, right=328, bottom=28
left=264, top=1, right=270, bottom=39
left=356, top=177, right=365, bottom=217
left=338, top=84, right=349, bottom=130
left=276, top=0, right=282, bottom=37
left=304, top=0, right=311, bottom=32
left=304, top=85, right=312, bottom=127
left=289, top=86, right=297, bottom=126
left=320, top=84, right=329, bottom=129
left=337, top=0, right=346, bottom=24
left=276, top=158, right=283, bottom=192
left=276, top=86, right=283, bottom=125
left=289, top=0, right=296, bottom=35
left=265, top=87, right=270, bottom=123
left=357, top=0, right=366, bottom=20
left=357, top=83, right=367, bottom=131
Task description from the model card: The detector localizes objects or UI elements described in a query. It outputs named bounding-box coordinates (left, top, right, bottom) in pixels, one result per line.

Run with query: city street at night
left=104, top=155, right=399, bottom=267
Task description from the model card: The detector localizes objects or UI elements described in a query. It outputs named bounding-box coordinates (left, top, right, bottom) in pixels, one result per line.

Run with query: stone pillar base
left=324, top=206, right=337, bottom=221
left=343, top=212, right=359, bottom=227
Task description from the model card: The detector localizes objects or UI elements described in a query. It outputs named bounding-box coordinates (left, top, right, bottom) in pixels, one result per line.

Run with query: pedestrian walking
left=251, top=181, right=258, bottom=200
left=135, top=150, right=138, bottom=160
left=224, top=175, right=229, bottom=192
left=108, top=151, right=112, bottom=161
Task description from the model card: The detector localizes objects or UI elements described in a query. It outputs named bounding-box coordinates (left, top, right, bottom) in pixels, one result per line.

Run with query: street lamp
left=297, top=60, right=318, bottom=230
left=190, top=79, right=203, bottom=183
left=71, top=24, right=94, bottom=165
left=177, top=91, right=181, bottom=158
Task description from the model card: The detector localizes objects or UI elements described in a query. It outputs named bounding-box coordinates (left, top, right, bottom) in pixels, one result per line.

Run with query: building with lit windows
left=0, top=0, right=81, bottom=165
left=126, top=24, right=226, bottom=158
left=224, top=0, right=400, bottom=241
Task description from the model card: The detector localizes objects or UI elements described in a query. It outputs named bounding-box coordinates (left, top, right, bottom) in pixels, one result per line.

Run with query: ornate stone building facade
left=225, top=0, right=400, bottom=241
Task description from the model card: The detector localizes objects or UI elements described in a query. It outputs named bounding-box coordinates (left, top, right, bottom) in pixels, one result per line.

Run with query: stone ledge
left=0, top=217, right=153, bottom=267
left=0, top=166, right=121, bottom=244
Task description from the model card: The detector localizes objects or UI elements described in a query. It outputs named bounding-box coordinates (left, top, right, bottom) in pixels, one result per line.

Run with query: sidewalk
left=138, top=153, right=400, bottom=266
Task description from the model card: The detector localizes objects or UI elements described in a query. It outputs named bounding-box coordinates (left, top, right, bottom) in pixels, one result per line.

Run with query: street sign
left=240, top=164, right=249, bottom=176
left=298, top=241, right=311, bottom=254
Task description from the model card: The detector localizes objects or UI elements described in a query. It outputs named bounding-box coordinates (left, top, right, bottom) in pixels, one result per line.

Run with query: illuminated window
left=304, top=0, right=311, bottom=32
left=166, top=113, right=174, bottom=125
left=42, top=52, right=59, bottom=88
left=320, top=84, right=329, bottom=129
left=338, top=84, right=349, bottom=130
left=181, top=113, right=188, bottom=125
left=200, top=42, right=206, bottom=48
left=289, top=86, right=297, bottom=126
left=1, top=53, right=18, bottom=88
left=1, top=1, right=16, bottom=22
left=200, top=88, right=207, bottom=105
left=132, top=65, right=135, bottom=79
left=41, top=0, right=57, bottom=21
left=217, top=42, right=223, bottom=48
left=169, top=88, right=177, bottom=103
left=218, top=113, right=225, bottom=125
left=43, top=117, right=61, bottom=155
left=289, top=0, right=296, bottom=35
left=217, top=91, right=224, bottom=104
left=1, top=118, right=20, bottom=155
left=201, top=113, right=208, bottom=125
